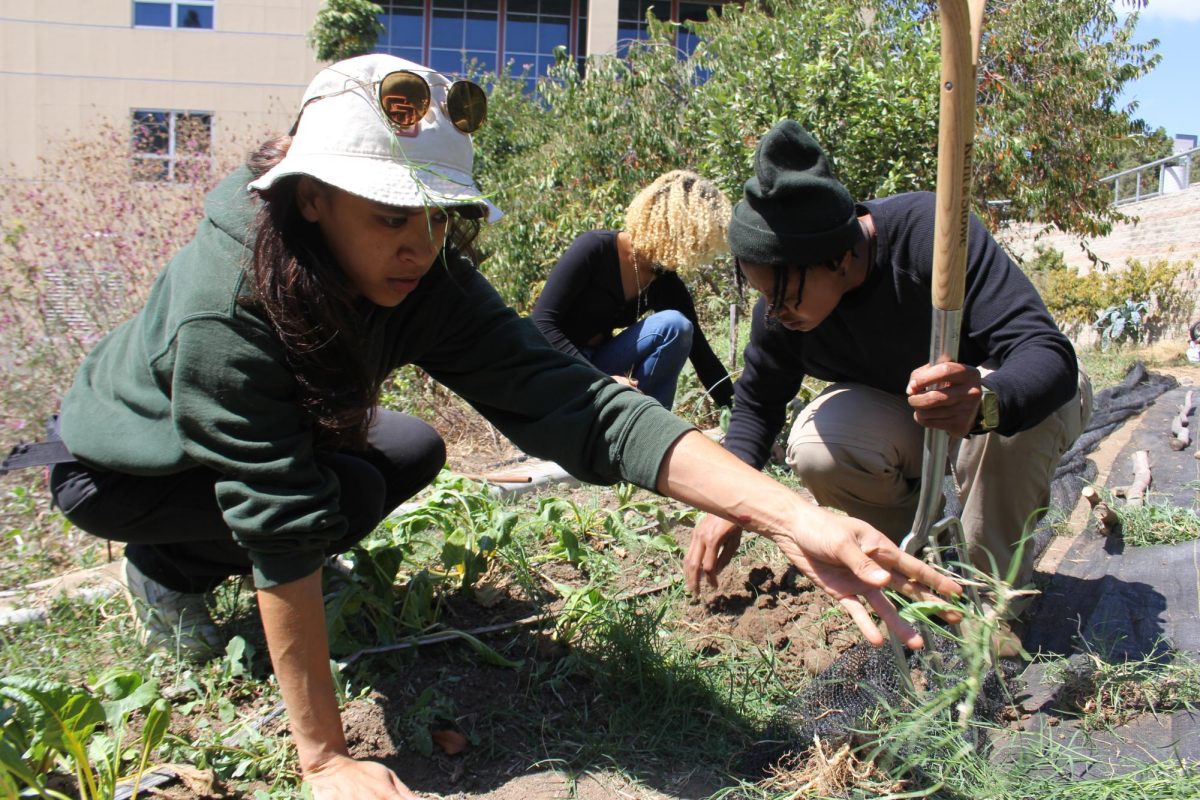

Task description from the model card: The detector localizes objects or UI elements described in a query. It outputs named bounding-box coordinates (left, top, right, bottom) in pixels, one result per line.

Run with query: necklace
left=627, top=236, right=644, bottom=382
left=629, top=237, right=644, bottom=321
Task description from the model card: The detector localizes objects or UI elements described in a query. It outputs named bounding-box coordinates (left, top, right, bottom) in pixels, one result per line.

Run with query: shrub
left=0, top=122, right=246, bottom=435
left=474, top=40, right=701, bottom=311
left=1027, top=247, right=1190, bottom=342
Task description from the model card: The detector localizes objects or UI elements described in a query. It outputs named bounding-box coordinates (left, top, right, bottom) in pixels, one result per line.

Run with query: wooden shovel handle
left=931, top=0, right=986, bottom=312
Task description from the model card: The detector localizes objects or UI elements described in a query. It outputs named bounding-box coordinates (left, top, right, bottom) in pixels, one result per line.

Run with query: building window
left=131, top=110, right=213, bottom=183
left=376, top=0, right=580, bottom=91
left=377, top=0, right=426, bottom=64
left=676, top=1, right=718, bottom=56
left=133, top=1, right=215, bottom=29
left=373, top=0, right=718, bottom=90
left=617, top=0, right=666, bottom=53
left=618, top=0, right=721, bottom=56
left=431, top=0, right=500, bottom=75
left=505, top=0, right=573, bottom=91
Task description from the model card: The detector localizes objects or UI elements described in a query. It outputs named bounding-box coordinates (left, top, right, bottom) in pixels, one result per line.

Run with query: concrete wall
left=0, top=0, right=323, bottom=180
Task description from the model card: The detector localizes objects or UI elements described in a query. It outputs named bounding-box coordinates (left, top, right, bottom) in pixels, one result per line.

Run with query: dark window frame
left=133, top=1, right=216, bottom=30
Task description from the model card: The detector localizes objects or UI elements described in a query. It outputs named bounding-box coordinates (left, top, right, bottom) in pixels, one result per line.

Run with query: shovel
left=888, top=0, right=987, bottom=693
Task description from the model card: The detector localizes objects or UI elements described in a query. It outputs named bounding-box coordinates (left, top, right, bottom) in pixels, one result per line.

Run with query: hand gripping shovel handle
left=900, top=0, right=986, bottom=563
left=888, top=0, right=985, bottom=698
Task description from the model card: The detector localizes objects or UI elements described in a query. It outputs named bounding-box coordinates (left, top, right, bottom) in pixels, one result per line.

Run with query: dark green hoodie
left=60, top=167, right=693, bottom=588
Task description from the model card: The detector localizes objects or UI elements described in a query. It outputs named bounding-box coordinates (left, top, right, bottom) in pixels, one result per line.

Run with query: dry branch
left=1113, top=450, right=1152, bottom=507
left=729, top=303, right=740, bottom=370
left=1169, top=390, right=1194, bottom=451
left=1081, top=486, right=1118, bottom=534
left=1093, top=502, right=1119, bottom=534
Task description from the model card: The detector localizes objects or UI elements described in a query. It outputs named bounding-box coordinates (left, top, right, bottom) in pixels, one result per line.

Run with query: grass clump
left=1115, top=501, right=1200, bottom=547
left=1048, top=649, right=1200, bottom=730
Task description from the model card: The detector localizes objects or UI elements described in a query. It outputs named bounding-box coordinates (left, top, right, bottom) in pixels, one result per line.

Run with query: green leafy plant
left=533, top=495, right=614, bottom=566
left=175, top=636, right=259, bottom=723
left=398, top=686, right=458, bottom=758
left=1095, top=299, right=1149, bottom=349
left=385, top=472, right=520, bottom=597
left=307, top=0, right=384, bottom=62
left=1028, top=250, right=1188, bottom=339
left=1113, top=500, right=1200, bottom=547
left=0, top=668, right=169, bottom=799
left=1047, top=649, right=1200, bottom=730
left=552, top=584, right=611, bottom=644
left=324, top=545, right=413, bottom=655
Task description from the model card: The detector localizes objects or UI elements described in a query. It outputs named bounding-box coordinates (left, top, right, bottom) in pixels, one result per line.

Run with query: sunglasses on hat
left=290, top=69, right=487, bottom=137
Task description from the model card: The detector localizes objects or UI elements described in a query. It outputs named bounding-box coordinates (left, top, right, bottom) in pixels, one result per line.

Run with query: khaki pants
left=786, top=366, right=1092, bottom=597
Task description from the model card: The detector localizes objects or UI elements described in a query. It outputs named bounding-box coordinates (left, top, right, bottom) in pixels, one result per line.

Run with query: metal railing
left=1100, top=146, right=1198, bottom=206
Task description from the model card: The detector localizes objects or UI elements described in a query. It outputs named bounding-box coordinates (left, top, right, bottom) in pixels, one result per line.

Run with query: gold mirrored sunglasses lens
left=378, top=71, right=431, bottom=129
left=446, top=81, right=487, bottom=133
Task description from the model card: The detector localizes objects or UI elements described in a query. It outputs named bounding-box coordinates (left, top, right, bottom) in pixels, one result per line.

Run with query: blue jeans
left=582, top=310, right=693, bottom=409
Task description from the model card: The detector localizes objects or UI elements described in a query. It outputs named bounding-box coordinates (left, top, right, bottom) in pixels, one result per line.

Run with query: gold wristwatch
left=970, top=385, right=999, bottom=436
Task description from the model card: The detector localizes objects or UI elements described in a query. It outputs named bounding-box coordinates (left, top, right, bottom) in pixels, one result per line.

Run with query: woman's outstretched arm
left=659, top=430, right=962, bottom=648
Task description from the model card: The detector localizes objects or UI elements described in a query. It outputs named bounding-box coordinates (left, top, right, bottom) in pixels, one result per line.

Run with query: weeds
left=1115, top=501, right=1200, bottom=547
left=1047, top=649, right=1200, bottom=730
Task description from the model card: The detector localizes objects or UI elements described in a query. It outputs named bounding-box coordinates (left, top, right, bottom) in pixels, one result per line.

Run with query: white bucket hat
left=249, top=54, right=501, bottom=221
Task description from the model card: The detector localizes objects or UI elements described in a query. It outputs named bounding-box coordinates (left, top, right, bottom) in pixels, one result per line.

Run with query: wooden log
left=1093, top=501, right=1119, bottom=534
left=1123, top=450, right=1152, bottom=507
left=1171, top=417, right=1191, bottom=450
left=1081, top=485, right=1102, bottom=508
left=1169, top=390, right=1194, bottom=451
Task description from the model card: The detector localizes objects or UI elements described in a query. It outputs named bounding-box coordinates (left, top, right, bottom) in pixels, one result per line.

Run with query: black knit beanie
left=727, top=121, right=858, bottom=266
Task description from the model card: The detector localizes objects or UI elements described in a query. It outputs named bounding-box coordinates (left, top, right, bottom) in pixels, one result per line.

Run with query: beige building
left=1, top=1, right=325, bottom=180
left=1, top=0, right=719, bottom=181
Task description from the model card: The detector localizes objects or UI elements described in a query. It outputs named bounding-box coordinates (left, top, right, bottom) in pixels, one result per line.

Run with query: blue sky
left=1115, top=0, right=1200, bottom=140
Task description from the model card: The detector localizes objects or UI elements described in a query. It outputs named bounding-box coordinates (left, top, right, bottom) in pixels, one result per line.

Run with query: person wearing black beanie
left=684, top=121, right=1092, bottom=646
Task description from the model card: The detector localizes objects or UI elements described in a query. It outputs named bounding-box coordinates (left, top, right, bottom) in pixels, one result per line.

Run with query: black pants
left=49, top=409, right=445, bottom=594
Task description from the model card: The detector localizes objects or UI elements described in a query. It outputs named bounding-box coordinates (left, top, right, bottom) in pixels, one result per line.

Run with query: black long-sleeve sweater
left=530, top=231, right=735, bottom=407
left=724, top=192, right=1078, bottom=469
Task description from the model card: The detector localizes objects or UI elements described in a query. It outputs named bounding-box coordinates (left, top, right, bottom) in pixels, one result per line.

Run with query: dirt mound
left=682, top=561, right=853, bottom=678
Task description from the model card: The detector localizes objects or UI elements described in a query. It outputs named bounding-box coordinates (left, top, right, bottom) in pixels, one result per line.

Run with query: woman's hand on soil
left=684, top=514, right=743, bottom=594
left=305, top=755, right=418, bottom=799
left=771, top=511, right=963, bottom=649
left=906, top=361, right=983, bottom=438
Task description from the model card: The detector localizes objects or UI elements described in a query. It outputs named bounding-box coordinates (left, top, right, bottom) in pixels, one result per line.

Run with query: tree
left=308, top=0, right=384, bottom=63
left=686, top=0, right=941, bottom=205
left=967, top=0, right=1161, bottom=237
left=687, top=0, right=1162, bottom=239
left=475, top=42, right=701, bottom=310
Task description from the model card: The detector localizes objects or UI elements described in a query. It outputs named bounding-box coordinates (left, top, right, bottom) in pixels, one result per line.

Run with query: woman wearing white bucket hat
left=45, top=55, right=960, bottom=797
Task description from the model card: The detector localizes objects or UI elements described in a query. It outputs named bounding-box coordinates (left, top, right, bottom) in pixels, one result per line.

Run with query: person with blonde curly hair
left=531, top=170, right=734, bottom=409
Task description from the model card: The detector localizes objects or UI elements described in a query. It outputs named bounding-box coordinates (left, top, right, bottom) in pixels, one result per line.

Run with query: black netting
left=735, top=633, right=1020, bottom=777
left=1032, top=362, right=1176, bottom=558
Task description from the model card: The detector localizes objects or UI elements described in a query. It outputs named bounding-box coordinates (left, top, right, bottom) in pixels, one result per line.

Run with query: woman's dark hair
left=244, top=135, right=480, bottom=449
